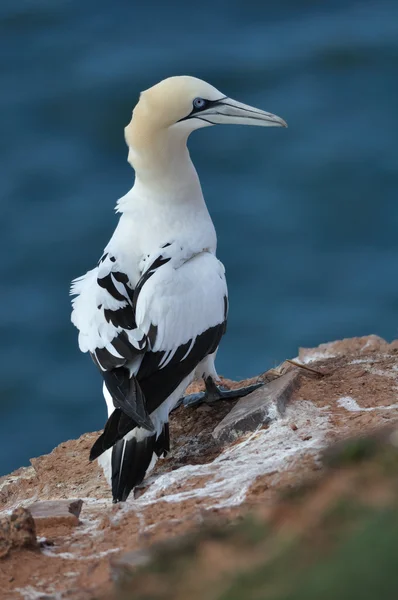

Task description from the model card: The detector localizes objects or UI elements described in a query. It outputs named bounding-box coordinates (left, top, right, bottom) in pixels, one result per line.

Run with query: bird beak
left=199, top=97, right=287, bottom=128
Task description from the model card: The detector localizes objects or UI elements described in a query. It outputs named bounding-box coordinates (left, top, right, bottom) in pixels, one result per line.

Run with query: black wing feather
left=138, top=322, right=225, bottom=414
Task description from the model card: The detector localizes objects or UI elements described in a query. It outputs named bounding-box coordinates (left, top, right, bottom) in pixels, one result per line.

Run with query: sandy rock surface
left=1, top=335, right=398, bottom=599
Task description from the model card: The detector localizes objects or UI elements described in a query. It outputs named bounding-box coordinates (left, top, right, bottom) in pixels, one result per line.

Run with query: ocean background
left=1, top=0, right=397, bottom=476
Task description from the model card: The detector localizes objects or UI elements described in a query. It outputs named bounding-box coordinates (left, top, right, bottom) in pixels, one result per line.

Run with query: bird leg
left=181, top=376, right=263, bottom=408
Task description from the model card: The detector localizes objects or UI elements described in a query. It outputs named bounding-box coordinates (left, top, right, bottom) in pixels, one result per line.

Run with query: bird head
left=125, top=76, right=287, bottom=150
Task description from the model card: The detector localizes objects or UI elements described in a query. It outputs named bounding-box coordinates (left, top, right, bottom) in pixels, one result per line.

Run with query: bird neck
left=126, top=128, right=203, bottom=202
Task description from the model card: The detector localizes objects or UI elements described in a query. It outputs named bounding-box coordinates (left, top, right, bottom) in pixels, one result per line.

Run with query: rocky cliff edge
left=2, top=335, right=398, bottom=599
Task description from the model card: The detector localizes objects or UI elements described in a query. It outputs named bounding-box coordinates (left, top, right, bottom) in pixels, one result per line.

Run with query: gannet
left=71, top=76, right=286, bottom=502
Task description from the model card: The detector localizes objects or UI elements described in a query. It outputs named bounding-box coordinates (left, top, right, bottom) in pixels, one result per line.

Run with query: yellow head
left=125, top=75, right=286, bottom=152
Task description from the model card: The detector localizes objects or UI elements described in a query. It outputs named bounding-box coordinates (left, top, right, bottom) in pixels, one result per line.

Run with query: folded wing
left=71, top=246, right=228, bottom=457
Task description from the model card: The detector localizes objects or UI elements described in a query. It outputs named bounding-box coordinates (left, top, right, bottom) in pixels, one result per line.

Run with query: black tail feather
left=111, top=433, right=157, bottom=502
left=89, top=409, right=137, bottom=461
left=103, top=369, right=154, bottom=432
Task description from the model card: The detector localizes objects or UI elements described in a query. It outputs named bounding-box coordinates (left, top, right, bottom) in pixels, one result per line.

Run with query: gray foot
left=181, top=376, right=263, bottom=408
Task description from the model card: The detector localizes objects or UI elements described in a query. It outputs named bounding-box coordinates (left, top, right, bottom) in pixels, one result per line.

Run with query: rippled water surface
left=1, top=0, right=398, bottom=474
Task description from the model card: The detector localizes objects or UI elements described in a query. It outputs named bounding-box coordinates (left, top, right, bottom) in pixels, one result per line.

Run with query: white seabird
left=71, top=76, right=287, bottom=502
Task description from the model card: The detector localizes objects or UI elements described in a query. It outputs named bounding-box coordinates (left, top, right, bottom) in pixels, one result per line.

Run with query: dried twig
left=285, top=359, right=324, bottom=378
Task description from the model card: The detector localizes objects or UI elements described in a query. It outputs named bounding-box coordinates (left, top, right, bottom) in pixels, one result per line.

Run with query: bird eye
left=193, top=97, right=207, bottom=110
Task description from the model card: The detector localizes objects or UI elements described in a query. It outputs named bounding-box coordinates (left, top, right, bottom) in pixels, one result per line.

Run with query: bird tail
left=111, top=423, right=170, bottom=503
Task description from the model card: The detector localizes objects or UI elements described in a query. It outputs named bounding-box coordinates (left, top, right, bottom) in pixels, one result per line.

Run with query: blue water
left=1, top=0, right=398, bottom=476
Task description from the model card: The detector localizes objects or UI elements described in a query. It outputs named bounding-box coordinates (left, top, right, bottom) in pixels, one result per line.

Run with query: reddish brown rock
left=0, top=335, right=398, bottom=598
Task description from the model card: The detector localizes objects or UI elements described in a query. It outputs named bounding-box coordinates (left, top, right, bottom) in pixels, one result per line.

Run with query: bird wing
left=71, top=252, right=146, bottom=365
left=71, top=245, right=228, bottom=444
left=134, top=247, right=228, bottom=414
left=71, top=251, right=153, bottom=430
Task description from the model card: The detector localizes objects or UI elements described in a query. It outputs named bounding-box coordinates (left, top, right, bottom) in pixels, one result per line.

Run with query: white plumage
left=71, top=75, right=286, bottom=502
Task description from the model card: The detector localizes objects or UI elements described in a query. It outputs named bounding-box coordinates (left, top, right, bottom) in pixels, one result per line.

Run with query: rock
left=105, top=427, right=398, bottom=600
left=298, top=334, right=398, bottom=364
left=28, top=499, right=83, bottom=528
left=0, top=515, right=11, bottom=558
left=26, top=500, right=84, bottom=539
left=10, top=507, right=38, bottom=550
left=110, top=549, right=152, bottom=583
left=0, top=507, right=38, bottom=558
left=1, top=335, right=398, bottom=598
left=212, top=370, right=300, bottom=443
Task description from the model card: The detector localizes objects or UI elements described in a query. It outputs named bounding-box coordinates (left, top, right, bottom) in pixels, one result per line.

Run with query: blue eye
left=193, top=97, right=207, bottom=110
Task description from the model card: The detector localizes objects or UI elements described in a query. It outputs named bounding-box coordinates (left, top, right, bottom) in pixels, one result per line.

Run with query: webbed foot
left=181, top=376, right=263, bottom=408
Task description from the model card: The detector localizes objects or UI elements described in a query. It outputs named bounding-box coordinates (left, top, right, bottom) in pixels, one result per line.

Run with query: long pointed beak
left=200, top=97, right=287, bottom=128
